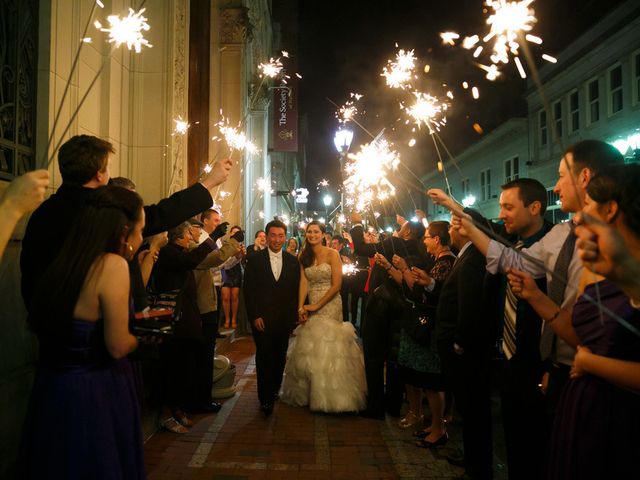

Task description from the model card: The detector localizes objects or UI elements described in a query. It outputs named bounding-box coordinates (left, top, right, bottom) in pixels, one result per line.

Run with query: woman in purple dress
left=21, top=186, right=145, bottom=479
left=508, top=164, right=640, bottom=479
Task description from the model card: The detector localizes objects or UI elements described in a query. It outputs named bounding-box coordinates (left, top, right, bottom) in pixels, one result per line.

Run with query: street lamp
left=333, top=127, right=354, bottom=154
left=333, top=128, right=353, bottom=224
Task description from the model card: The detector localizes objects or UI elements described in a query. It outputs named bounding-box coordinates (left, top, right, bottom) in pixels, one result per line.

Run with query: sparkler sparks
left=342, top=263, right=359, bottom=276
left=259, top=57, right=284, bottom=78
left=336, top=92, right=363, bottom=124
left=381, top=48, right=417, bottom=89
left=214, top=115, right=258, bottom=154
left=256, top=177, right=274, bottom=195
left=449, top=1, right=554, bottom=80
left=343, top=136, right=400, bottom=211
left=400, top=91, right=448, bottom=134
left=98, top=8, right=152, bottom=53
left=440, top=31, right=460, bottom=45
left=173, top=116, right=190, bottom=135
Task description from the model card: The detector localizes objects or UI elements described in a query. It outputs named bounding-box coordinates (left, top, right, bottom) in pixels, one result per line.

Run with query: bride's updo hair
left=299, top=221, right=326, bottom=268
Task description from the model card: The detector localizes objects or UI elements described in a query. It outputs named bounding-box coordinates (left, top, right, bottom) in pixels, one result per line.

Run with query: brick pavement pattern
left=144, top=336, right=474, bottom=480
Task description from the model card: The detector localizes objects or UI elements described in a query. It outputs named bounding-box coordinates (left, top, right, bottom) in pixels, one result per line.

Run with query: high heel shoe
left=398, top=411, right=424, bottom=429
left=415, top=431, right=448, bottom=448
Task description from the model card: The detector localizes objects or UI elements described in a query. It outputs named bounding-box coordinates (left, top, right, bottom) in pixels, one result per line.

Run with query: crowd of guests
left=347, top=139, right=640, bottom=480
left=1, top=134, right=640, bottom=479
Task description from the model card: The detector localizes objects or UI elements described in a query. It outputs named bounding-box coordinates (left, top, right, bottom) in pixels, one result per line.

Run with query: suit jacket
left=349, top=224, right=424, bottom=295
left=436, top=243, right=499, bottom=352
left=152, top=238, right=237, bottom=338
left=192, top=240, right=239, bottom=314
left=243, top=248, right=300, bottom=335
left=21, top=182, right=213, bottom=308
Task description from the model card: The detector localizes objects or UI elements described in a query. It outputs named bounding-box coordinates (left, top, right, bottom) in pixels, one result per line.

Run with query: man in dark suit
left=349, top=212, right=426, bottom=419
left=243, top=220, right=300, bottom=416
left=20, top=134, right=233, bottom=310
left=436, top=211, right=498, bottom=480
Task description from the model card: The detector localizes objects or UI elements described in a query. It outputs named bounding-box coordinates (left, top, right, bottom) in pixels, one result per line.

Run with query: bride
left=281, top=221, right=367, bottom=413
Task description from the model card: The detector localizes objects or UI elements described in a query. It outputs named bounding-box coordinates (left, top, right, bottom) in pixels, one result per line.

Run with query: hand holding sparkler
left=0, top=170, right=49, bottom=218
left=374, top=252, right=392, bottom=270
left=575, top=212, right=640, bottom=303
left=392, top=254, right=409, bottom=272
left=427, top=188, right=464, bottom=216
left=201, top=158, right=233, bottom=190
left=411, top=267, right=432, bottom=286
left=396, top=214, right=407, bottom=226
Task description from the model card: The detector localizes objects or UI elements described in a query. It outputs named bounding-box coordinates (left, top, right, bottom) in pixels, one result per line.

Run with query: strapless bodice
left=38, top=319, right=115, bottom=371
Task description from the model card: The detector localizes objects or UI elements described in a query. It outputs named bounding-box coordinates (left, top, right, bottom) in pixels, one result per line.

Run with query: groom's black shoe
left=261, top=403, right=274, bottom=416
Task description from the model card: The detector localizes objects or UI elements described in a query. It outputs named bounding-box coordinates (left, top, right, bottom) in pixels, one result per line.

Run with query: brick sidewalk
left=144, top=336, right=499, bottom=480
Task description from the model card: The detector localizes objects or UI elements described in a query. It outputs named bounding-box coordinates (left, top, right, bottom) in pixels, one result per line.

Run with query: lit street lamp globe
left=333, top=128, right=354, bottom=154
left=322, top=194, right=333, bottom=207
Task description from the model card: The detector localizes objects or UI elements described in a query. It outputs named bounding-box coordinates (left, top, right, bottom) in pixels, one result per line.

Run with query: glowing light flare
left=214, top=115, right=258, bottom=154
left=258, top=57, right=284, bottom=78
left=408, top=138, right=417, bottom=147
left=440, top=31, right=460, bottom=45
left=173, top=116, right=190, bottom=135
left=514, top=56, right=527, bottom=78
left=400, top=91, right=448, bottom=134
left=99, top=8, right=152, bottom=53
left=256, top=177, right=274, bottom=195
left=472, top=86, right=480, bottom=99
left=342, top=264, right=358, bottom=276
left=381, top=48, right=417, bottom=89
left=203, top=164, right=212, bottom=174
left=542, top=54, right=557, bottom=63
left=343, top=138, right=400, bottom=211
left=479, top=63, right=501, bottom=81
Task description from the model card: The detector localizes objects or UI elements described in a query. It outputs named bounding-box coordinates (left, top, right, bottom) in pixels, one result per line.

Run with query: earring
left=124, top=242, right=134, bottom=258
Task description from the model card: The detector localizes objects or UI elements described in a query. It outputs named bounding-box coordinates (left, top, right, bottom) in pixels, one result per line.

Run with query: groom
left=243, top=220, right=300, bottom=415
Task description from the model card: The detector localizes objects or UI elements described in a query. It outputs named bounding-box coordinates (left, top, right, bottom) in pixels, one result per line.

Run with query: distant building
left=423, top=0, right=640, bottom=224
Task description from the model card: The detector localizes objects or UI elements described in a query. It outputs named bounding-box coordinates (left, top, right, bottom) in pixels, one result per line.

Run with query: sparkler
left=381, top=48, right=417, bottom=89
left=446, top=0, right=554, bottom=80
left=400, top=91, right=448, bottom=134
left=256, top=177, right=274, bottom=195
left=214, top=115, right=259, bottom=154
left=342, top=264, right=359, bottom=276
left=440, top=32, right=460, bottom=45
left=343, top=134, right=400, bottom=211
left=336, top=92, right=363, bottom=125
left=173, top=116, right=190, bottom=135
left=97, top=8, right=152, bottom=53
left=258, top=57, right=284, bottom=79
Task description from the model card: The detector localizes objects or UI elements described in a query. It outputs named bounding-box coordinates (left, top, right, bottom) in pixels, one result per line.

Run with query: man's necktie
left=503, top=240, right=524, bottom=360
left=539, top=227, right=576, bottom=360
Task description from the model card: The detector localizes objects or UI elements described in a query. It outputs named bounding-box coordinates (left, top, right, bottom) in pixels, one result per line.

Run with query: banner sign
left=273, top=73, right=298, bottom=152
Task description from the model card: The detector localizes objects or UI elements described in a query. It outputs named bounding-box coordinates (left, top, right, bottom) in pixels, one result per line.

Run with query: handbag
left=402, top=301, right=434, bottom=346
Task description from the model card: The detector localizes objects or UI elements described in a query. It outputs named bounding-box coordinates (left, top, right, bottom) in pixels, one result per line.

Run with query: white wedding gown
left=281, top=263, right=367, bottom=413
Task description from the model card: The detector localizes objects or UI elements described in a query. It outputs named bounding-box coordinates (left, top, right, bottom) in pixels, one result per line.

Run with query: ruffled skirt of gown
left=281, top=264, right=367, bottom=413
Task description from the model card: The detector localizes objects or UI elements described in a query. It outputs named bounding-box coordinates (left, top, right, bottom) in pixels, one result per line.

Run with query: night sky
left=295, top=0, right=626, bottom=210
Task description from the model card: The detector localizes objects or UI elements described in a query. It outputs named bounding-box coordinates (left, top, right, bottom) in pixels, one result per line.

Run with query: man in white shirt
left=243, top=220, right=301, bottom=416
left=430, top=139, right=624, bottom=417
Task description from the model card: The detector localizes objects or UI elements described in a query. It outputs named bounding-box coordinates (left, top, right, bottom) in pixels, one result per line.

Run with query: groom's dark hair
left=265, top=219, right=287, bottom=235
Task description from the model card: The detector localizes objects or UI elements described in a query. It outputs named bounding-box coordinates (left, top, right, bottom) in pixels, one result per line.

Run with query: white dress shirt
left=485, top=222, right=580, bottom=366
left=269, top=248, right=283, bottom=281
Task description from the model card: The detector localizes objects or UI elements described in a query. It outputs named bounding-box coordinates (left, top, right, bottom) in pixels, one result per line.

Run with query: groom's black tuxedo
left=243, top=248, right=300, bottom=406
